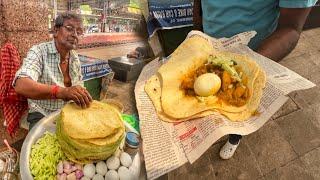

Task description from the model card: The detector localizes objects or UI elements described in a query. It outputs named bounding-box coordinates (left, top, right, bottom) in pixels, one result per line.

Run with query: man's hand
left=15, top=78, right=92, bottom=108
left=57, top=85, right=92, bottom=108
left=127, top=50, right=140, bottom=59
left=127, top=46, right=154, bottom=59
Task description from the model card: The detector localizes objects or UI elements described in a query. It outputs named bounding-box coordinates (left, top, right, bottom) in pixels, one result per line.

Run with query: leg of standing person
left=219, top=134, right=242, bottom=159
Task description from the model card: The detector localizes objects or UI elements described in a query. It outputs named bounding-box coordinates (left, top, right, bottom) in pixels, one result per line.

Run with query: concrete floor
left=1, top=28, right=320, bottom=179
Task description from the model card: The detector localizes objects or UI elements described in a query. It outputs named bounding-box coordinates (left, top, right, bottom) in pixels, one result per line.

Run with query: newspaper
left=134, top=31, right=316, bottom=180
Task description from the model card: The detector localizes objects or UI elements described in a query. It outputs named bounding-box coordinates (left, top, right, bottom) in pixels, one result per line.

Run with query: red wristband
left=51, top=85, right=59, bottom=99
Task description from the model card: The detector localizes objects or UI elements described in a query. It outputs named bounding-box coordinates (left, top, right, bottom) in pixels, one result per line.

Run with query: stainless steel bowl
left=19, top=111, right=59, bottom=180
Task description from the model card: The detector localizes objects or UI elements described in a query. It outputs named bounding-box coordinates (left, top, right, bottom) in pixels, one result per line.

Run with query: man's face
left=54, top=19, right=83, bottom=50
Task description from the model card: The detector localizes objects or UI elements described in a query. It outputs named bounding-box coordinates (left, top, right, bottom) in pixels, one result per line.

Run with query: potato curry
left=180, top=56, right=250, bottom=107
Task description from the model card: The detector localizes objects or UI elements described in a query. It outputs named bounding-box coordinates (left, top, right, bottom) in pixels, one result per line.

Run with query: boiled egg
left=120, top=152, right=132, bottom=167
left=106, top=155, right=120, bottom=170
left=194, top=73, right=221, bottom=97
left=83, top=164, right=95, bottom=178
left=105, top=170, right=119, bottom=180
left=118, top=166, right=132, bottom=180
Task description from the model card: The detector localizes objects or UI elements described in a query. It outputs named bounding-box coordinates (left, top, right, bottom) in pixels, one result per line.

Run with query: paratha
left=61, top=101, right=123, bottom=139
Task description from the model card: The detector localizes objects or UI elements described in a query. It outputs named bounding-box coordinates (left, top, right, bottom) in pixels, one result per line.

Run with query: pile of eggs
left=57, top=152, right=136, bottom=180
left=83, top=152, right=134, bottom=180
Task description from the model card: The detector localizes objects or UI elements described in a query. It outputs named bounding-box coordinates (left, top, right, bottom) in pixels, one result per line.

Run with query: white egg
left=120, top=152, right=132, bottom=167
left=96, top=161, right=108, bottom=176
left=92, top=174, right=104, bottom=180
left=194, top=73, right=221, bottom=97
left=107, top=156, right=120, bottom=170
left=83, top=164, right=95, bottom=178
left=105, top=170, right=119, bottom=180
left=118, top=166, right=132, bottom=180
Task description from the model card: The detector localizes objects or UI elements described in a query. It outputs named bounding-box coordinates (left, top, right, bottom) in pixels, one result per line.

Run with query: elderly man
left=14, top=13, right=92, bottom=129
left=193, top=0, right=317, bottom=159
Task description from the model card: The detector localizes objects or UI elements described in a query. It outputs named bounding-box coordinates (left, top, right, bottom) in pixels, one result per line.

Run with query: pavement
left=1, top=28, right=320, bottom=179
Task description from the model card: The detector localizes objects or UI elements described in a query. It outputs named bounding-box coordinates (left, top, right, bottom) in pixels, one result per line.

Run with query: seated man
left=14, top=13, right=92, bottom=130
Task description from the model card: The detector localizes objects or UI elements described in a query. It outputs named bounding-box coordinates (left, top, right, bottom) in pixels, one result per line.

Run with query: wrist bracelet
left=51, top=85, right=59, bottom=99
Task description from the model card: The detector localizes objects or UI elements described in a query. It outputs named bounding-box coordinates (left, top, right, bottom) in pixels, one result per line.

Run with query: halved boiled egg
left=194, top=73, right=221, bottom=97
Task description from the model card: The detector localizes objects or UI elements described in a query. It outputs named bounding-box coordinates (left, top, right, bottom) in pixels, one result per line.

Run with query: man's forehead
left=64, top=19, right=83, bottom=27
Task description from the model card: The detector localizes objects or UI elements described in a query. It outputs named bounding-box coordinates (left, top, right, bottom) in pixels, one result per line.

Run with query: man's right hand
left=56, top=85, right=92, bottom=108
left=127, top=50, right=140, bottom=59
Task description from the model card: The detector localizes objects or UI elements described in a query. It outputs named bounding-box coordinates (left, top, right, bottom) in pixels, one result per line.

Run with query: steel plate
left=19, top=111, right=146, bottom=179
left=20, top=111, right=60, bottom=180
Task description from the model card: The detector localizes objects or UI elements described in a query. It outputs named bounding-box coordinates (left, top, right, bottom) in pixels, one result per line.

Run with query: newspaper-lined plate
left=135, top=30, right=316, bottom=180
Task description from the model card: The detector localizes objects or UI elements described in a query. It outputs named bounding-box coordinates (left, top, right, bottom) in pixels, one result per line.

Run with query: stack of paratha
left=56, top=100, right=125, bottom=164
left=145, top=35, right=266, bottom=122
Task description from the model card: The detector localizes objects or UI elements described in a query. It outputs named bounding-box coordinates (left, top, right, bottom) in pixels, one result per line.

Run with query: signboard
left=146, top=0, right=193, bottom=36
left=79, top=55, right=113, bottom=81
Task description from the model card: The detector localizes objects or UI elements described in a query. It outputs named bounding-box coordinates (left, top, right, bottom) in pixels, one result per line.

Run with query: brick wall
left=0, top=0, right=50, bottom=59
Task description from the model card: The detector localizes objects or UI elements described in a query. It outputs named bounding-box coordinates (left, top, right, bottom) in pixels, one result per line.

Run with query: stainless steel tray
left=19, top=111, right=146, bottom=180
left=20, top=111, right=60, bottom=180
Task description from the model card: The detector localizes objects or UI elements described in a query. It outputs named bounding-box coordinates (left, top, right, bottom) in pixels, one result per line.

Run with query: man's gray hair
left=54, top=12, right=82, bottom=28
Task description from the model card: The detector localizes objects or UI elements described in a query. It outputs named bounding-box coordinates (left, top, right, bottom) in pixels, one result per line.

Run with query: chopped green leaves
left=30, top=132, right=65, bottom=180
left=207, top=55, right=241, bottom=82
